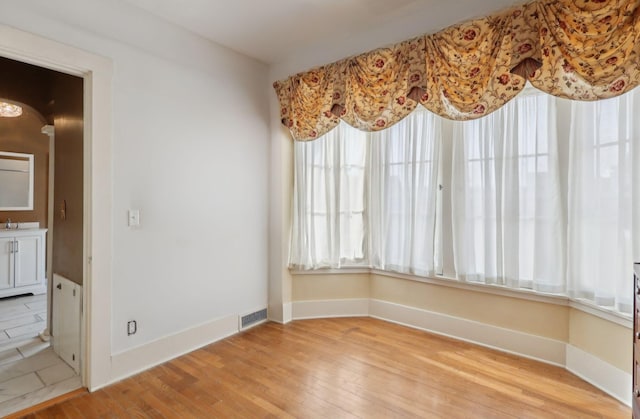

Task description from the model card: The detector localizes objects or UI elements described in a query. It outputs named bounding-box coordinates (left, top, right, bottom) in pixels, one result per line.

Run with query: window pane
left=567, top=88, right=638, bottom=313
left=290, top=122, right=367, bottom=268
left=369, top=109, right=441, bottom=275
left=452, top=93, right=563, bottom=291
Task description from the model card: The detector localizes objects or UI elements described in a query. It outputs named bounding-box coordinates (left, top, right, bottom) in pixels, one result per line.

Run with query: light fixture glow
left=0, top=102, right=22, bottom=118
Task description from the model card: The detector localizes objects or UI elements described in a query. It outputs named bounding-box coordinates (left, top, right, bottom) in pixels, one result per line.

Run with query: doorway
left=0, top=56, right=84, bottom=415
left=0, top=22, right=114, bottom=402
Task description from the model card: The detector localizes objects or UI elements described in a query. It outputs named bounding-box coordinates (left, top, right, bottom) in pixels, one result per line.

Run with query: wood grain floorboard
left=16, top=317, right=630, bottom=418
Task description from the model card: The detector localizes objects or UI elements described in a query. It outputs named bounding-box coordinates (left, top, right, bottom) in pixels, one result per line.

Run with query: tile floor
left=0, top=293, right=47, bottom=350
left=0, top=294, right=82, bottom=417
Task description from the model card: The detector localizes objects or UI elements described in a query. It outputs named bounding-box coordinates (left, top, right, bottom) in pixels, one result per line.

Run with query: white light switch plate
left=128, top=209, right=140, bottom=227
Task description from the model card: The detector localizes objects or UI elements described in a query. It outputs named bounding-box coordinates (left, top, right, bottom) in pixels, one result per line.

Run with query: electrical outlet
left=127, top=320, right=137, bottom=336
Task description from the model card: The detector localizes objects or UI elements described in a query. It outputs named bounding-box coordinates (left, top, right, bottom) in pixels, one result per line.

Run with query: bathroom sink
left=0, top=222, right=41, bottom=230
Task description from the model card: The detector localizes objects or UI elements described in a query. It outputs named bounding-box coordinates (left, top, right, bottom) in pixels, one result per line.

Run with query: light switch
left=128, top=209, right=140, bottom=227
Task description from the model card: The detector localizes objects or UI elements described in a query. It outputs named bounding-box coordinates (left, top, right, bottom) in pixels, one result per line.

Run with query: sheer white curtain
left=289, top=123, right=367, bottom=269
left=451, top=93, right=564, bottom=292
left=289, top=87, right=638, bottom=315
left=567, top=89, right=640, bottom=314
left=368, top=109, right=441, bottom=276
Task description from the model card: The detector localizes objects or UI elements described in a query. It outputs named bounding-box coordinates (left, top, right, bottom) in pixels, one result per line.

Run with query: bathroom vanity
left=0, top=227, right=47, bottom=298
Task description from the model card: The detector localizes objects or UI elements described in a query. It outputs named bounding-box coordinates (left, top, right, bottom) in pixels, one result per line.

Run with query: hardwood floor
left=18, top=317, right=629, bottom=418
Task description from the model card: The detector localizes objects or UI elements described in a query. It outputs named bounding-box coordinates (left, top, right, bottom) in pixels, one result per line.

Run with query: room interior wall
left=0, top=106, right=49, bottom=227
left=292, top=272, right=571, bottom=341
left=0, top=0, right=271, bottom=368
left=292, top=273, right=370, bottom=301
left=569, top=308, right=630, bottom=372
left=0, top=56, right=54, bottom=123
left=268, top=88, right=293, bottom=323
left=51, top=72, right=84, bottom=285
left=370, top=274, right=571, bottom=341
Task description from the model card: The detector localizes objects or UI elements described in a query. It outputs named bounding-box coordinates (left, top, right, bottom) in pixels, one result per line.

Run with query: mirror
left=0, top=151, right=34, bottom=210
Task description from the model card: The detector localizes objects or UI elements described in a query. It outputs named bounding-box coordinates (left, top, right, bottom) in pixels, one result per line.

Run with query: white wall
left=0, top=0, right=270, bottom=357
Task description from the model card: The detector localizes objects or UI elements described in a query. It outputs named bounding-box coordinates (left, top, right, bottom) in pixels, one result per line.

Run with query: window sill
left=289, top=267, right=371, bottom=275
left=289, top=267, right=632, bottom=329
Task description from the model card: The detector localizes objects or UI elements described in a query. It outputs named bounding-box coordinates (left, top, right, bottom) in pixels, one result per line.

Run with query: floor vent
left=239, top=308, right=268, bottom=331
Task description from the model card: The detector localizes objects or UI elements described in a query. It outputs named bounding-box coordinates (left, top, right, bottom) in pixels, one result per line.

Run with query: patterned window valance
left=273, top=0, right=640, bottom=141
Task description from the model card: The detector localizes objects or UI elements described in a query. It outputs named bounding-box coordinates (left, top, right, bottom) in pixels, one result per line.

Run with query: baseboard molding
left=369, top=299, right=566, bottom=367
left=283, top=302, right=293, bottom=324
left=267, top=302, right=293, bottom=324
left=101, top=314, right=238, bottom=391
left=291, top=298, right=565, bottom=365
left=566, top=344, right=631, bottom=407
left=292, top=298, right=369, bottom=320
left=290, top=298, right=628, bottom=406
left=95, top=297, right=630, bottom=407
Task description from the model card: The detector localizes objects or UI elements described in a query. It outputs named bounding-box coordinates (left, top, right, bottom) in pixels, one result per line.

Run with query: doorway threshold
left=0, top=340, right=83, bottom=417
left=4, top=386, right=86, bottom=419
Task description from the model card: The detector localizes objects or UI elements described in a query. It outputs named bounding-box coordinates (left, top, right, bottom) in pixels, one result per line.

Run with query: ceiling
left=122, top=0, right=526, bottom=64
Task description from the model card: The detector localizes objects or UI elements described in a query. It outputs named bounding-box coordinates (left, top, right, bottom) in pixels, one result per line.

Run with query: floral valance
left=273, top=0, right=640, bottom=141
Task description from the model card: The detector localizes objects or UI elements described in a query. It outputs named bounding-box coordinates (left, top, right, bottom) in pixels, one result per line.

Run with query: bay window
left=289, top=87, right=639, bottom=315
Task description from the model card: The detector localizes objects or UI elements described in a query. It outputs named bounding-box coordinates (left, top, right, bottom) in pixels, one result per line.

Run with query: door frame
left=0, top=24, right=113, bottom=390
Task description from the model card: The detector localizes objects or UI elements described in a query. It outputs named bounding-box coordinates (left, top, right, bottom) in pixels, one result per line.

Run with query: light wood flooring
left=0, top=294, right=81, bottom=417
left=16, top=317, right=629, bottom=418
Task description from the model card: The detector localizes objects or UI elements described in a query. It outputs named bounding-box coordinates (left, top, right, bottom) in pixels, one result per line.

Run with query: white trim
left=291, top=268, right=371, bottom=275
left=292, top=299, right=370, bottom=320
left=368, top=299, right=566, bottom=366
left=0, top=24, right=114, bottom=391
left=84, top=49, right=113, bottom=392
left=290, top=298, right=630, bottom=405
left=566, top=344, right=631, bottom=407
left=283, top=302, right=293, bottom=324
left=101, top=314, right=238, bottom=391
left=43, top=124, right=54, bottom=340
left=268, top=302, right=293, bottom=324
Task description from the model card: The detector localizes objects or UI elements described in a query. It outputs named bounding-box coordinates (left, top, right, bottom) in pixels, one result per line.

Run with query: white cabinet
left=0, top=236, right=13, bottom=290
left=0, top=229, right=47, bottom=298
left=53, top=274, right=81, bottom=373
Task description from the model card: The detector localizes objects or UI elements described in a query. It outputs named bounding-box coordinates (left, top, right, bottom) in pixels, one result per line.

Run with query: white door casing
left=0, top=24, right=113, bottom=390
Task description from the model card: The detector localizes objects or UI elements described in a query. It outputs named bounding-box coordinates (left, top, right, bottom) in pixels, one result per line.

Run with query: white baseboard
left=267, top=302, right=293, bottom=324
left=290, top=298, right=629, bottom=407
left=95, top=297, right=631, bottom=408
left=101, top=314, right=238, bottom=391
left=283, top=302, right=293, bottom=324
left=368, top=299, right=566, bottom=367
left=566, top=344, right=631, bottom=407
left=292, top=298, right=369, bottom=320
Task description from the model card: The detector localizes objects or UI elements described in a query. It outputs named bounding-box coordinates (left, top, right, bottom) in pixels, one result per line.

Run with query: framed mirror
left=0, top=151, right=34, bottom=210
